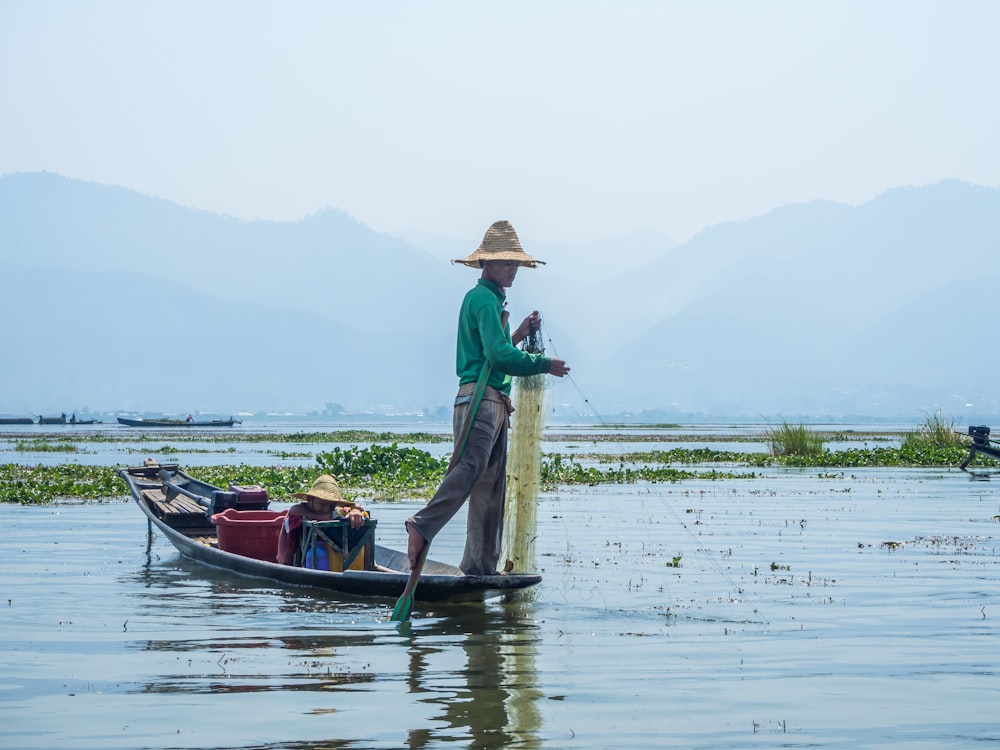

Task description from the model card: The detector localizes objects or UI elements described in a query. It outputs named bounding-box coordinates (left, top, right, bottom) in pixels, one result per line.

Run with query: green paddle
left=391, top=362, right=492, bottom=622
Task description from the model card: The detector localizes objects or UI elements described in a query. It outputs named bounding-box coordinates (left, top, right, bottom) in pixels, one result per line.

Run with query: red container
left=211, top=508, right=287, bottom=562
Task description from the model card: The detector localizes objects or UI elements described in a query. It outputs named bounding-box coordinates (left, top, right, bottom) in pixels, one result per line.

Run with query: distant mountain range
left=2, top=171, right=999, bottom=421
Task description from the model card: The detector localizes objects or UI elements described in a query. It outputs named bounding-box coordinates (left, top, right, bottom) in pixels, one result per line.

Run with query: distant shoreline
left=1, top=427, right=910, bottom=444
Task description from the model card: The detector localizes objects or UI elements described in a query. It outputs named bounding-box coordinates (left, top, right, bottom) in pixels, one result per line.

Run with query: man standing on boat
left=405, top=220, right=570, bottom=576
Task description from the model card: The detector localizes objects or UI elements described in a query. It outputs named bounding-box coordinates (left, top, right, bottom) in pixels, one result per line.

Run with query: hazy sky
left=2, top=1, right=997, bottom=243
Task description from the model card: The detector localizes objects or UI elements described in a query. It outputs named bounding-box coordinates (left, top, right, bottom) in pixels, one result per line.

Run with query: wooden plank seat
left=298, top=518, right=377, bottom=571
left=141, top=487, right=204, bottom=515
left=141, top=488, right=215, bottom=532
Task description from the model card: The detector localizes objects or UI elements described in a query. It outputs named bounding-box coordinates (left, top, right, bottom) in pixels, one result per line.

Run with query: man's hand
left=512, top=310, right=541, bottom=345
left=548, top=358, right=570, bottom=377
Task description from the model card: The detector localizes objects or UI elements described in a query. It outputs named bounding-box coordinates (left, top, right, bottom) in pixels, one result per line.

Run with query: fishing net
left=503, top=326, right=546, bottom=578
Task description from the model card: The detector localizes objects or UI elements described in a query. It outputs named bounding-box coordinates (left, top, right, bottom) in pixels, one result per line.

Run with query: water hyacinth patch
left=14, top=439, right=83, bottom=453
left=2, top=420, right=996, bottom=504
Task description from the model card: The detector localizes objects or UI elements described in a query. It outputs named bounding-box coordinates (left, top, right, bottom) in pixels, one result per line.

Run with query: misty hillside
left=2, top=172, right=999, bottom=419
left=587, top=180, right=1000, bottom=416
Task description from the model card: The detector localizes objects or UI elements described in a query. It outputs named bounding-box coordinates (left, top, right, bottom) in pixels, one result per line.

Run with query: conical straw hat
left=292, top=474, right=356, bottom=507
left=453, top=220, right=544, bottom=268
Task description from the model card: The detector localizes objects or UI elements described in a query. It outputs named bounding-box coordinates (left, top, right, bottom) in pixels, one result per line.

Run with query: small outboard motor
left=968, top=425, right=992, bottom=448
left=961, top=425, right=1000, bottom=469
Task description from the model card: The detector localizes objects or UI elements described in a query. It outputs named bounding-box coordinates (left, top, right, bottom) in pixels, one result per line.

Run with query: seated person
left=276, top=474, right=369, bottom=566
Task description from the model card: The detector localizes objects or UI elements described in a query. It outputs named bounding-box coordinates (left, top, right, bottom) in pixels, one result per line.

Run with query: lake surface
left=2, top=451, right=998, bottom=748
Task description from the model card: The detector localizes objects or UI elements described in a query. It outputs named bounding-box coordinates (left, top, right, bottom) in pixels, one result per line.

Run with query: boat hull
left=119, top=466, right=540, bottom=603
left=118, top=417, right=240, bottom=427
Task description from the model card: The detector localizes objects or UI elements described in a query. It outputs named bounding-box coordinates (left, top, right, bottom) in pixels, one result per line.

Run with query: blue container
left=304, top=545, right=329, bottom=570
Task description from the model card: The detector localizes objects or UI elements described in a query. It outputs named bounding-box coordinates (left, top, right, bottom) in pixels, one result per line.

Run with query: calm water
left=1, top=457, right=998, bottom=748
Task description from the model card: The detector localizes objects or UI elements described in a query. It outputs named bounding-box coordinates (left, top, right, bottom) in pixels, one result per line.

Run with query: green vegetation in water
left=4, top=426, right=909, bottom=447
left=12, top=429, right=454, bottom=445
left=540, top=454, right=752, bottom=485
left=120, top=445, right=237, bottom=455
left=613, top=447, right=756, bottom=464
left=0, top=464, right=122, bottom=503
left=1, top=417, right=991, bottom=504
left=606, top=442, right=979, bottom=469
left=315, top=444, right=449, bottom=499
left=284, top=430, right=450, bottom=445
left=765, top=422, right=825, bottom=457
left=14, top=439, right=82, bottom=453
left=901, top=410, right=964, bottom=451
left=0, top=447, right=753, bottom=504
left=268, top=450, right=313, bottom=460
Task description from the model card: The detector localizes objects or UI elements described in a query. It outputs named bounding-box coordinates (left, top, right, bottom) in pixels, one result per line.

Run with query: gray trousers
left=406, top=385, right=509, bottom=576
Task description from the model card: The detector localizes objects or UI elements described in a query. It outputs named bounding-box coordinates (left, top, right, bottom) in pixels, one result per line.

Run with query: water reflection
left=964, top=468, right=1000, bottom=481
left=121, top=598, right=541, bottom=747
left=400, top=604, right=542, bottom=749
left=121, top=538, right=542, bottom=747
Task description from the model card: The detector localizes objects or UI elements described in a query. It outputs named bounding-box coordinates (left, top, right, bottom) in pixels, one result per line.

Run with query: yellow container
left=326, top=543, right=366, bottom=572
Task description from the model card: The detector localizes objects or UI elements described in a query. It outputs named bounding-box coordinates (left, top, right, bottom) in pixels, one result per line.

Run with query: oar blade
left=390, top=592, right=413, bottom=622
left=391, top=538, right=430, bottom=622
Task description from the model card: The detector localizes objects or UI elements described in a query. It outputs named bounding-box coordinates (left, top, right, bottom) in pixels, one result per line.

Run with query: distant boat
left=117, top=417, right=241, bottom=427
left=0, top=417, right=34, bottom=425
left=33, top=415, right=102, bottom=425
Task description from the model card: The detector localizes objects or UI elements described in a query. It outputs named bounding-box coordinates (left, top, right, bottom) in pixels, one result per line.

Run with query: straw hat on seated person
left=293, top=475, right=357, bottom=509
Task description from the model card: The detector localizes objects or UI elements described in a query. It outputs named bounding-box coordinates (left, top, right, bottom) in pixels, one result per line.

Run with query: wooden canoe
left=117, top=463, right=540, bottom=603
left=117, top=417, right=241, bottom=427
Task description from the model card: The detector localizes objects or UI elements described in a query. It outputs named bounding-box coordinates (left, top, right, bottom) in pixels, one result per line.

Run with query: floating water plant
left=0, top=421, right=988, bottom=506
left=901, top=409, right=963, bottom=450
left=13, top=439, right=80, bottom=453
left=764, top=422, right=825, bottom=457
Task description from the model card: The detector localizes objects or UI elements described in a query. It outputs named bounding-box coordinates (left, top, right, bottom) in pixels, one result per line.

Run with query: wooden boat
left=117, top=462, right=540, bottom=603
left=117, top=417, right=241, bottom=427
left=28, top=415, right=100, bottom=425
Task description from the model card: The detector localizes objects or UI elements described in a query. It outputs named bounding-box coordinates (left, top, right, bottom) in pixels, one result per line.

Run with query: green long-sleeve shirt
left=455, top=278, right=551, bottom=396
